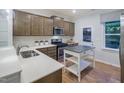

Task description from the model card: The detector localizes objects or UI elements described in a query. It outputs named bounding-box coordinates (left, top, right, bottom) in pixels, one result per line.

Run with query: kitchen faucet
left=16, top=45, right=29, bottom=55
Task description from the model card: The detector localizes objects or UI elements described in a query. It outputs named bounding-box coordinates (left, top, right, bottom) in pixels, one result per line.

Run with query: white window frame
left=103, top=22, right=120, bottom=52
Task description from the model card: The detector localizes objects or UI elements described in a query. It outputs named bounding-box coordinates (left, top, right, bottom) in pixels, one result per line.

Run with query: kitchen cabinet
left=64, top=21, right=75, bottom=36
left=31, top=15, right=44, bottom=36
left=69, top=22, right=75, bottom=36
left=36, top=46, right=57, bottom=60
left=53, top=16, right=64, bottom=28
left=64, top=21, right=70, bottom=35
left=43, top=17, right=53, bottom=36
left=33, top=69, right=62, bottom=83
left=13, top=10, right=74, bottom=36
left=13, top=10, right=31, bottom=36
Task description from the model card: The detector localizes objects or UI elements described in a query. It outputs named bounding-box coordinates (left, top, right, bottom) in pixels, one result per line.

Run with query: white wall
left=13, top=36, right=72, bottom=48
left=74, top=11, right=121, bottom=67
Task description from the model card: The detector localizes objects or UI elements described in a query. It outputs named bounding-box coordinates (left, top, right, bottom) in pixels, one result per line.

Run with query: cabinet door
left=64, top=21, right=70, bottom=36
left=69, top=22, right=75, bottom=36
left=43, top=17, right=53, bottom=36
left=54, top=18, right=64, bottom=28
left=31, top=15, right=43, bottom=36
left=13, top=10, right=31, bottom=36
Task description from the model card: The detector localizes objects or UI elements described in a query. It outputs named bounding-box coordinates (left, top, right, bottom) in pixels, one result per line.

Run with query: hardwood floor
left=62, top=61, right=120, bottom=83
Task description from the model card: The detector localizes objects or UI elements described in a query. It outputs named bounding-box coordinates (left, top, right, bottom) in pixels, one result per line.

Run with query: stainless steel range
left=51, top=39, right=68, bottom=61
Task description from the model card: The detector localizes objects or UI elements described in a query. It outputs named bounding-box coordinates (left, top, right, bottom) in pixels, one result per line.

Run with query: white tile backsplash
left=13, top=36, right=73, bottom=48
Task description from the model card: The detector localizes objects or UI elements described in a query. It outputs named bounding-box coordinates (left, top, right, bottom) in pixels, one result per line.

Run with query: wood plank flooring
left=62, top=61, right=120, bottom=83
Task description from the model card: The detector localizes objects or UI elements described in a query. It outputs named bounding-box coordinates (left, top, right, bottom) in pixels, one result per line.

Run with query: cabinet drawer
left=48, top=53, right=56, bottom=57
left=52, top=56, right=57, bottom=60
left=47, top=50, right=56, bottom=54
left=47, top=46, right=56, bottom=50
left=40, top=48, right=47, bottom=51
left=42, top=51, right=48, bottom=54
left=49, top=55, right=57, bottom=60
left=37, top=48, right=47, bottom=52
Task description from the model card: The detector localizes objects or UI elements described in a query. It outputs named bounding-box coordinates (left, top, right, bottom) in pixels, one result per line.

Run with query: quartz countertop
left=64, top=45, right=95, bottom=53
left=19, top=44, right=63, bottom=83
left=29, top=44, right=56, bottom=49
left=0, top=44, right=63, bottom=83
left=0, top=47, right=21, bottom=78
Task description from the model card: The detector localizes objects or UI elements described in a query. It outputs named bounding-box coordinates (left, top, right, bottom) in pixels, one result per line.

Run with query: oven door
left=58, top=47, right=64, bottom=60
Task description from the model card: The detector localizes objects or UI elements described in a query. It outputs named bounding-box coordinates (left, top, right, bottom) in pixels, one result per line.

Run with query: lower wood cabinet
left=36, top=46, right=57, bottom=60
left=33, top=69, right=62, bottom=83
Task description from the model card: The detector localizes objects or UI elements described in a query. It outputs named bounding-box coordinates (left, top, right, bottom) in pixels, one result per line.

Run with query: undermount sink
left=20, top=50, right=40, bottom=58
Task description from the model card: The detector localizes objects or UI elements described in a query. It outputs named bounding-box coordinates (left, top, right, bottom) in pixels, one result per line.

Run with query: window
left=105, top=21, right=120, bottom=49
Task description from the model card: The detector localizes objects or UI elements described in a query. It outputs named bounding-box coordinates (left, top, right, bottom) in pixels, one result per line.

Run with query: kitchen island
left=64, top=45, right=95, bottom=82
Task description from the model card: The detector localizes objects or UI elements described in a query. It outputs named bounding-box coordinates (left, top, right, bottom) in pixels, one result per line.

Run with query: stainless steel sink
left=20, top=50, right=40, bottom=58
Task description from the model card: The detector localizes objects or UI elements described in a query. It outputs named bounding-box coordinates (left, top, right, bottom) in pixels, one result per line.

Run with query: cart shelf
left=65, top=60, right=91, bottom=76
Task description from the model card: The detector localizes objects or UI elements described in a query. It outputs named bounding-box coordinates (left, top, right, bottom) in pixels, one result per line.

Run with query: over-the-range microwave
left=53, top=27, right=64, bottom=36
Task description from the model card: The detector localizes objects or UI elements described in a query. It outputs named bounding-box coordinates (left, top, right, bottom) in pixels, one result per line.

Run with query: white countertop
left=19, top=44, right=64, bottom=83
left=30, top=44, right=56, bottom=49
left=0, top=47, right=21, bottom=78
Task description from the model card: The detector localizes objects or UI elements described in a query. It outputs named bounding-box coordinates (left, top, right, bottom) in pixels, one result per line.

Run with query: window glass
left=105, top=21, right=120, bottom=34
left=105, top=21, right=120, bottom=49
left=105, top=35, right=120, bottom=49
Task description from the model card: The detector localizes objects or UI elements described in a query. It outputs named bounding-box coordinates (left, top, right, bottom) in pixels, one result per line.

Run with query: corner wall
left=74, top=11, right=121, bottom=67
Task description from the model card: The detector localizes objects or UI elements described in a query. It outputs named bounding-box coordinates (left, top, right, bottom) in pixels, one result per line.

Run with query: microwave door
left=54, top=28, right=64, bottom=36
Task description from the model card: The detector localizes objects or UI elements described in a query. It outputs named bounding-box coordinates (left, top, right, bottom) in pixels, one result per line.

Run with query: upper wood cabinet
left=13, top=10, right=74, bottom=36
left=43, top=17, right=53, bottom=36
left=64, top=21, right=75, bottom=36
left=52, top=16, right=64, bottom=28
left=64, top=21, right=70, bottom=35
left=13, top=10, right=31, bottom=36
left=31, top=15, right=44, bottom=36
left=69, top=22, right=75, bottom=36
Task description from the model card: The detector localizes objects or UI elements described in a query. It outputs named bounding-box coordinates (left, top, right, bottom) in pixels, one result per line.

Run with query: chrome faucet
left=16, top=45, right=29, bottom=55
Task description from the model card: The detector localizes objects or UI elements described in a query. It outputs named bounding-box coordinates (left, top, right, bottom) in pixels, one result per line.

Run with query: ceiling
left=47, top=9, right=120, bottom=20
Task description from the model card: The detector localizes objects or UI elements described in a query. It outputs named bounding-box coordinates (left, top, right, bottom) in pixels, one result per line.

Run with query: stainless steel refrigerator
left=120, top=15, right=124, bottom=83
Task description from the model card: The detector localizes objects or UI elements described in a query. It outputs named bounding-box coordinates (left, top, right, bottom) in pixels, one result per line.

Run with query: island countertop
left=64, top=45, right=95, bottom=53
left=19, top=44, right=64, bottom=83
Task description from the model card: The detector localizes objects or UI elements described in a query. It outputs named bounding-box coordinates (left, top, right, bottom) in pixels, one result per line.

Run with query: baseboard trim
left=95, top=59, right=120, bottom=68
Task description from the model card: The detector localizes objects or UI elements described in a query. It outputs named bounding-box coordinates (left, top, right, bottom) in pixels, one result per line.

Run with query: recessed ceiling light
left=72, top=9, right=76, bottom=14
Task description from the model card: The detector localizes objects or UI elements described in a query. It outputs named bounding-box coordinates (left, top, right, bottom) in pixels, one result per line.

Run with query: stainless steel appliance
left=53, top=27, right=64, bottom=36
left=51, top=39, right=68, bottom=60
left=120, top=15, right=124, bottom=83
